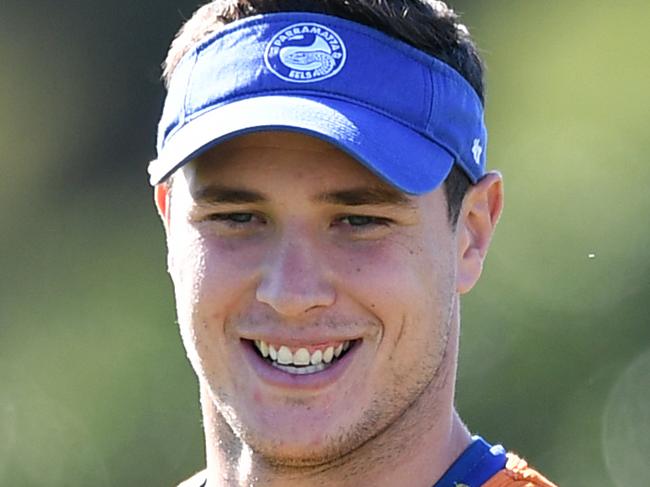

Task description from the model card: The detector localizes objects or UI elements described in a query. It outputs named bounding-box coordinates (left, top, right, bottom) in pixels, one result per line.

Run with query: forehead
left=184, top=131, right=408, bottom=197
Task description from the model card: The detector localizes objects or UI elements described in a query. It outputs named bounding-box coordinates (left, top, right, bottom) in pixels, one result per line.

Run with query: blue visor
left=149, top=12, right=487, bottom=194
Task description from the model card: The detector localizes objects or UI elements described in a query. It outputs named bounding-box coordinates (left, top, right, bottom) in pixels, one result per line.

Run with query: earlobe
left=154, top=183, right=171, bottom=230
left=456, top=172, right=504, bottom=294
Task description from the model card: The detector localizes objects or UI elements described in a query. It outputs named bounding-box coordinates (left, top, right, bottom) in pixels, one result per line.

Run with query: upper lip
left=240, top=335, right=361, bottom=347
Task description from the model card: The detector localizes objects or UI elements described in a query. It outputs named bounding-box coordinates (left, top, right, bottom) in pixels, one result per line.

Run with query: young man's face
left=158, top=131, right=471, bottom=465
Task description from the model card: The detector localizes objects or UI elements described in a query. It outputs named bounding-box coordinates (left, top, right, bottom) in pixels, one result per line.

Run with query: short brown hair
left=162, top=0, right=485, bottom=225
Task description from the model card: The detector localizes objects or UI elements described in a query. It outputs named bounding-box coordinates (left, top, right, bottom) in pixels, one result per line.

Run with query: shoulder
left=482, top=453, right=558, bottom=487
left=176, top=469, right=206, bottom=487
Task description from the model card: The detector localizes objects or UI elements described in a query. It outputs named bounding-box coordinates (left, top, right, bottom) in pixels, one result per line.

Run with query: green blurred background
left=1, top=1, right=649, bottom=486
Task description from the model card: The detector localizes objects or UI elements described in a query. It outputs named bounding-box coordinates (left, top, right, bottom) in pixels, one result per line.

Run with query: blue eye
left=225, top=213, right=253, bottom=223
left=344, top=215, right=375, bottom=226
left=339, top=215, right=390, bottom=227
left=208, top=212, right=260, bottom=225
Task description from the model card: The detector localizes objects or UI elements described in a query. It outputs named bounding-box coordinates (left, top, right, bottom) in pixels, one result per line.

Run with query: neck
left=202, top=304, right=470, bottom=487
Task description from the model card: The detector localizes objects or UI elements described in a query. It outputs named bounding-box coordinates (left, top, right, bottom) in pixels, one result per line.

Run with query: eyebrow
left=315, top=186, right=415, bottom=208
left=191, top=185, right=267, bottom=204
left=191, top=184, right=415, bottom=208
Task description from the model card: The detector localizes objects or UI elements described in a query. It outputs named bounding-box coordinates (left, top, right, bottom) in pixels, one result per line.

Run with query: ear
left=456, top=171, right=504, bottom=294
left=154, top=182, right=171, bottom=232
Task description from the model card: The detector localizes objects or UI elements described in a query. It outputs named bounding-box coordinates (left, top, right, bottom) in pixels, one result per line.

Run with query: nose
left=256, top=233, right=336, bottom=317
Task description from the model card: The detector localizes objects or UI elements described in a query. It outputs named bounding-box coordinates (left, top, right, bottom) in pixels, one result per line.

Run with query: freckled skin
left=156, top=131, right=503, bottom=486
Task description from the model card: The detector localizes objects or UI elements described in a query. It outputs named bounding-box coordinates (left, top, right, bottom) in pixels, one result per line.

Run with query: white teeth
left=253, top=340, right=354, bottom=371
left=310, top=349, right=323, bottom=365
left=322, top=346, right=334, bottom=363
left=259, top=340, right=269, bottom=357
left=293, top=348, right=311, bottom=366
left=272, top=362, right=328, bottom=375
left=277, top=346, right=293, bottom=365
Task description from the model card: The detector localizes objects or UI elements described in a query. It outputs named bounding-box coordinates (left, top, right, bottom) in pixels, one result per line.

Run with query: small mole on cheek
left=356, top=267, right=361, bottom=273
left=411, top=246, right=425, bottom=256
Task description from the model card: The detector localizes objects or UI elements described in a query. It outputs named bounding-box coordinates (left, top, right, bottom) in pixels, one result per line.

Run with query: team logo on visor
left=264, top=22, right=347, bottom=83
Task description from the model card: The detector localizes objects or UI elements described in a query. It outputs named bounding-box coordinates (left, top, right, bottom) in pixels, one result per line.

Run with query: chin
left=218, top=407, right=364, bottom=468
left=240, top=430, right=360, bottom=468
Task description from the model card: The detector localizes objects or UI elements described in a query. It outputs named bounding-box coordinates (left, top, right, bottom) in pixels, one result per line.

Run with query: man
left=149, top=1, right=557, bottom=486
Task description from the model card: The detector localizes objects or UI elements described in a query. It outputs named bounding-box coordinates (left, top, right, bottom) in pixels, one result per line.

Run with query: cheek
left=168, top=228, right=264, bottom=324
left=335, top=236, right=450, bottom=305
left=332, top=236, right=455, bottom=344
left=168, top=230, right=204, bottom=308
left=167, top=229, right=265, bottom=378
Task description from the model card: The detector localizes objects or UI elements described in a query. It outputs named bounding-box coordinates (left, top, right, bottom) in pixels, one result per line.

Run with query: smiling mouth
left=249, top=339, right=357, bottom=375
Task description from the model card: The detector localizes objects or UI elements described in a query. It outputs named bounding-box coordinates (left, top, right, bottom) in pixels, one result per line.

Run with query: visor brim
left=149, top=95, right=455, bottom=195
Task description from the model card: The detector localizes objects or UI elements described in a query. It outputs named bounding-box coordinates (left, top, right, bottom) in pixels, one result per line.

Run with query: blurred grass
left=1, top=1, right=649, bottom=485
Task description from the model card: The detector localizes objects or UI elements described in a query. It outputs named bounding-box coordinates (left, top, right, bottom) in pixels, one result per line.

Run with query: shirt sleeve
left=481, top=453, right=558, bottom=487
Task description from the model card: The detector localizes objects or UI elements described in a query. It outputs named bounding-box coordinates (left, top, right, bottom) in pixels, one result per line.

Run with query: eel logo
left=265, top=22, right=347, bottom=83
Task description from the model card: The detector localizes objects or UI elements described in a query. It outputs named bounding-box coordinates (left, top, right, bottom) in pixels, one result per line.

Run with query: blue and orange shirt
left=433, top=436, right=557, bottom=487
